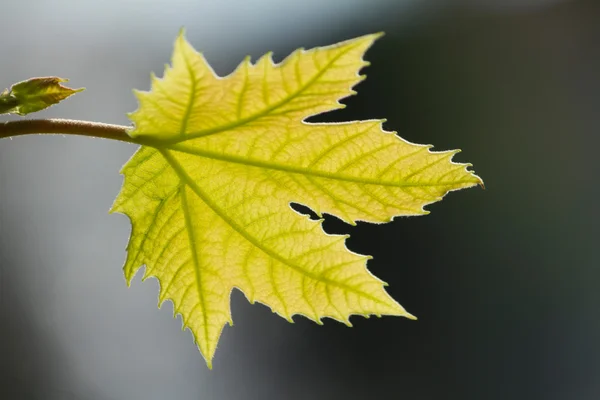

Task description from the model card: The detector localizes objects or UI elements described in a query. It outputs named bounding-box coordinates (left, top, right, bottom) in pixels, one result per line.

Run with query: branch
left=0, top=119, right=135, bottom=143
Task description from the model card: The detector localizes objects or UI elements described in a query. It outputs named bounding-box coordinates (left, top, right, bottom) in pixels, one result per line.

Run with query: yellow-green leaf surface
left=111, top=32, right=482, bottom=368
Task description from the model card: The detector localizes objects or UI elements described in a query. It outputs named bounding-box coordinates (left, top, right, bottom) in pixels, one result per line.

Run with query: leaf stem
left=0, top=118, right=135, bottom=143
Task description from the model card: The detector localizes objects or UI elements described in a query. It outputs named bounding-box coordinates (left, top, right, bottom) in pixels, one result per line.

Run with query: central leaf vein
left=165, top=142, right=473, bottom=188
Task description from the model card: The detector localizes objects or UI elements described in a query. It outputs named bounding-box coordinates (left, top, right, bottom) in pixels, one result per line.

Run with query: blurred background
left=1, top=0, right=599, bottom=399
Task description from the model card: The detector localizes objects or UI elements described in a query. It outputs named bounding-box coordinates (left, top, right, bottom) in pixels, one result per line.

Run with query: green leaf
left=0, top=77, right=83, bottom=115
left=111, top=31, right=483, bottom=368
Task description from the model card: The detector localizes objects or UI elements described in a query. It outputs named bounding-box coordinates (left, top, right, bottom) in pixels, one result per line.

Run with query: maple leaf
left=110, top=31, right=482, bottom=368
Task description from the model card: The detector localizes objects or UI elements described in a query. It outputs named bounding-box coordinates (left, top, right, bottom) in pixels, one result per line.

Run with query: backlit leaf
left=111, top=31, right=482, bottom=367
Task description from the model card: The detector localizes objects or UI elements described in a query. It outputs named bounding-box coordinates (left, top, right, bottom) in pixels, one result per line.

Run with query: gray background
left=1, top=0, right=599, bottom=399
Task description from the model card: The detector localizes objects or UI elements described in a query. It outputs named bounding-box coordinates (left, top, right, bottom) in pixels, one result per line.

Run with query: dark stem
left=0, top=118, right=135, bottom=143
